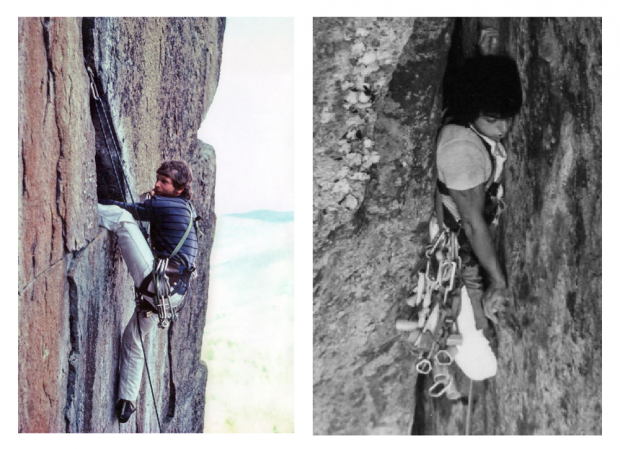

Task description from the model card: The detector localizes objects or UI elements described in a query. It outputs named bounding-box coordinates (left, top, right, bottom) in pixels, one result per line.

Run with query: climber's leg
left=118, top=308, right=158, bottom=402
left=98, top=204, right=153, bottom=286
left=118, top=291, right=184, bottom=402
left=453, top=265, right=497, bottom=381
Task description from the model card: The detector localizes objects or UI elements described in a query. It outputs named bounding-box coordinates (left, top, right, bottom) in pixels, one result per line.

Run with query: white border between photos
left=7, top=0, right=616, bottom=447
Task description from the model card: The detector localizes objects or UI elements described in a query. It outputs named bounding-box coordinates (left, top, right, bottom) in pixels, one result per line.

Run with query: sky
left=198, top=18, right=294, bottom=215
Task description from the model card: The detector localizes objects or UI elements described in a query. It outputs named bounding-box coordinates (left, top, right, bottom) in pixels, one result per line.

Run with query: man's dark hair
left=447, top=54, right=523, bottom=125
left=157, top=160, right=193, bottom=200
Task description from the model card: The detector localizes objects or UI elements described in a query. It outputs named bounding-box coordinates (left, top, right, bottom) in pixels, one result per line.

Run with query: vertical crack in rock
left=42, top=18, right=53, bottom=103
left=64, top=267, right=80, bottom=433
left=82, top=17, right=128, bottom=203
left=21, top=142, right=28, bottom=198
left=82, top=276, right=100, bottom=433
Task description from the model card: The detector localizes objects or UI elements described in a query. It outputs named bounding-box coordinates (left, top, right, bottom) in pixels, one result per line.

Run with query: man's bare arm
left=449, top=184, right=507, bottom=322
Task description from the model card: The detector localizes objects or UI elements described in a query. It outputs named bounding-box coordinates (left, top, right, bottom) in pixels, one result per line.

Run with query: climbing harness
left=88, top=66, right=197, bottom=431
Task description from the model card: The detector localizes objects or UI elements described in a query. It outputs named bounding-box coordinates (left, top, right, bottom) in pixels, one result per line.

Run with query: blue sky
left=198, top=18, right=294, bottom=215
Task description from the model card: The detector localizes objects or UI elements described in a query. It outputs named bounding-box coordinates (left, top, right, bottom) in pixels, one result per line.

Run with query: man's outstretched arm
left=99, top=198, right=154, bottom=222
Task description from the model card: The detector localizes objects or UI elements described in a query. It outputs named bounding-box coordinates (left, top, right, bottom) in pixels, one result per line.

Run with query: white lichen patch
left=345, top=129, right=358, bottom=140
left=360, top=51, right=377, bottom=66
left=333, top=179, right=351, bottom=198
left=355, top=28, right=369, bottom=37
left=351, top=42, right=366, bottom=57
left=345, top=91, right=359, bottom=105
left=344, top=194, right=359, bottom=210
left=340, top=80, right=355, bottom=91
left=346, top=152, right=363, bottom=167
left=336, top=166, right=350, bottom=179
left=360, top=63, right=380, bottom=77
left=358, top=92, right=371, bottom=103
left=338, top=141, right=352, bottom=154
left=350, top=172, right=371, bottom=181
left=345, top=116, right=366, bottom=128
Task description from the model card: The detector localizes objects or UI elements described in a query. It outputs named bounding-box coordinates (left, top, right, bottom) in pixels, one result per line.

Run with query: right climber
left=436, top=52, right=522, bottom=379
left=398, top=51, right=522, bottom=386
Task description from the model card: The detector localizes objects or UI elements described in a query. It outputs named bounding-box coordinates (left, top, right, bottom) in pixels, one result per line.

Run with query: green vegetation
left=201, top=215, right=294, bottom=433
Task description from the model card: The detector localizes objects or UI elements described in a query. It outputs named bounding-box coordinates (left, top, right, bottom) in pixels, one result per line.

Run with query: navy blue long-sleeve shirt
left=101, top=196, right=198, bottom=271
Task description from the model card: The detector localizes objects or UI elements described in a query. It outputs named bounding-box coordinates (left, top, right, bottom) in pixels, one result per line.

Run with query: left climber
left=98, top=160, right=198, bottom=424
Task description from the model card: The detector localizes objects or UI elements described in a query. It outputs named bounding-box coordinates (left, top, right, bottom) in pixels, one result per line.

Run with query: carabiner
left=440, top=261, right=456, bottom=290
left=425, top=230, right=447, bottom=259
left=429, top=377, right=452, bottom=398
left=440, top=263, right=456, bottom=304
left=435, top=349, right=453, bottom=366
left=415, top=271, right=426, bottom=306
left=416, top=358, right=432, bottom=375
left=86, top=67, right=101, bottom=101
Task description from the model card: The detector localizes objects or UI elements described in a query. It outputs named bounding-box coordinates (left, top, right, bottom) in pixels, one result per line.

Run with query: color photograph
left=18, top=16, right=293, bottom=433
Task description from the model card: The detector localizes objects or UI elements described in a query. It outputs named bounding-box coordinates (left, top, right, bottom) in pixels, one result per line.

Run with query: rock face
left=313, top=17, right=454, bottom=434
left=313, top=17, right=601, bottom=435
left=18, top=17, right=224, bottom=433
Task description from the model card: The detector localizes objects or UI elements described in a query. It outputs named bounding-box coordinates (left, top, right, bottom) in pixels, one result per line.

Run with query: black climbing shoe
left=117, top=399, right=136, bottom=423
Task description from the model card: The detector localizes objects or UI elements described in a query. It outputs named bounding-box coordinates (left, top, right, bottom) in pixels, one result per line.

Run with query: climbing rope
left=465, top=379, right=473, bottom=435
left=87, top=67, right=141, bottom=213
left=88, top=66, right=162, bottom=432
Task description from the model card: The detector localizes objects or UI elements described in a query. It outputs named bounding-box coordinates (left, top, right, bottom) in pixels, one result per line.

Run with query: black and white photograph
left=313, top=17, right=601, bottom=435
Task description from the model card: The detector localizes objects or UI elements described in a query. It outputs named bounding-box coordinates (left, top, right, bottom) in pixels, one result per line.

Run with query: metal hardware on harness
left=435, top=349, right=453, bottom=366
left=441, top=261, right=457, bottom=303
left=416, top=357, right=432, bottom=375
left=428, top=359, right=453, bottom=398
left=429, top=377, right=453, bottom=398
left=153, top=258, right=178, bottom=329
left=396, top=214, right=467, bottom=403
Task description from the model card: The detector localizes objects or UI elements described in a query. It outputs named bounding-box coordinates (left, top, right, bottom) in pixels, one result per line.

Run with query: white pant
left=453, top=286, right=498, bottom=381
left=98, top=204, right=182, bottom=401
